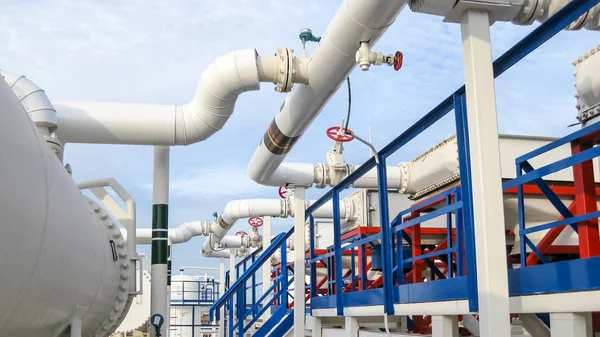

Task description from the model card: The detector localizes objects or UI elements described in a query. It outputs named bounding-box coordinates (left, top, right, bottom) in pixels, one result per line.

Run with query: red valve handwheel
left=326, top=126, right=354, bottom=142
left=394, top=51, right=403, bottom=71
left=248, top=217, right=264, bottom=227
left=235, top=231, right=247, bottom=236
left=278, top=186, right=287, bottom=199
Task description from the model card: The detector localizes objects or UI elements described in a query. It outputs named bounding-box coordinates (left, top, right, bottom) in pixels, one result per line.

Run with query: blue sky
left=1, top=0, right=598, bottom=275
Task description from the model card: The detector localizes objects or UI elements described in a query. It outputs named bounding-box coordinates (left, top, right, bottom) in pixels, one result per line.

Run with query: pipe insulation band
left=151, top=204, right=169, bottom=265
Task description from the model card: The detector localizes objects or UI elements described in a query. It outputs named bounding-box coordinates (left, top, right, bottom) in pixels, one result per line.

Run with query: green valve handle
left=299, top=28, right=321, bottom=43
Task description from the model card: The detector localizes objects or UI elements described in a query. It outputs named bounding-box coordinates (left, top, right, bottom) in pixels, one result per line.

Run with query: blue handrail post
left=308, top=214, right=316, bottom=312
left=281, top=240, right=288, bottom=309
left=377, top=153, right=395, bottom=315
left=452, top=92, right=479, bottom=311
left=332, top=189, right=344, bottom=315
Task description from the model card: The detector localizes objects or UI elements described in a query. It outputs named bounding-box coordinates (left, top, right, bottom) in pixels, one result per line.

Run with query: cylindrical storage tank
left=0, top=77, right=131, bottom=336
left=170, top=276, right=209, bottom=337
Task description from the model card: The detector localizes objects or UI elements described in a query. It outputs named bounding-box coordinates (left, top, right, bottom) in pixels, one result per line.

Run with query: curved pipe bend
left=53, top=49, right=271, bottom=145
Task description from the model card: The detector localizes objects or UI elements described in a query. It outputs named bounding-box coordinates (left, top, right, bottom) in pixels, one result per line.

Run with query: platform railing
left=210, top=231, right=293, bottom=337
left=305, top=0, right=600, bottom=317
left=503, top=121, right=600, bottom=266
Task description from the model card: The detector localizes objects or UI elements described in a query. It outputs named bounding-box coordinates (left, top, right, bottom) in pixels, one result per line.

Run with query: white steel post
left=550, top=313, right=593, bottom=337
left=262, top=216, right=272, bottom=322
left=432, top=316, right=459, bottom=337
left=70, top=318, right=82, bottom=337
left=218, top=257, right=226, bottom=337
left=344, top=316, right=358, bottom=337
left=293, top=187, right=306, bottom=337
left=460, top=9, right=511, bottom=337
left=151, top=146, right=170, bottom=337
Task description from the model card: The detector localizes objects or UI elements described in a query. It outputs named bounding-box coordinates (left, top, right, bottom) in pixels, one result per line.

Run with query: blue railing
left=210, top=230, right=294, bottom=337
left=503, top=121, right=600, bottom=266
left=305, top=0, right=600, bottom=317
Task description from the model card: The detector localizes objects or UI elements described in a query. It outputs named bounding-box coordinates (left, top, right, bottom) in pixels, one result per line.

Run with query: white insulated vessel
left=0, top=76, right=133, bottom=336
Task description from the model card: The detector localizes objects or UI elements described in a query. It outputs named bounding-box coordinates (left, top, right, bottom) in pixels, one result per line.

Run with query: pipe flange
left=274, top=48, right=295, bottom=93
left=398, top=162, right=410, bottom=194
left=87, top=198, right=134, bottom=337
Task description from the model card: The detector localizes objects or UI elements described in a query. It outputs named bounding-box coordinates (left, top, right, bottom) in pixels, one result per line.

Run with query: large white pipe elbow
left=0, top=71, right=58, bottom=132
left=53, top=49, right=264, bottom=145
left=201, top=199, right=286, bottom=256
left=247, top=0, right=407, bottom=185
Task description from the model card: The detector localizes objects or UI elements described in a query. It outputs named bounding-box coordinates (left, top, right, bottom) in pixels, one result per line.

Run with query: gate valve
left=278, top=186, right=288, bottom=199
left=235, top=231, right=247, bottom=236
left=355, top=41, right=403, bottom=72
left=326, top=126, right=354, bottom=143
left=248, top=217, right=264, bottom=228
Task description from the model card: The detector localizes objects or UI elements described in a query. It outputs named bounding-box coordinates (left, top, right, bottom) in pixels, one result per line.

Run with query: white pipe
left=0, top=71, right=58, bottom=132
left=512, top=0, right=600, bottom=29
left=53, top=49, right=272, bottom=145
left=247, top=0, right=407, bottom=185
left=201, top=199, right=285, bottom=256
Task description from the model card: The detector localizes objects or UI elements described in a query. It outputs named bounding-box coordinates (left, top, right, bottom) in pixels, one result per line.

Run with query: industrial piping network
left=3, top=0, right=600, bottom=335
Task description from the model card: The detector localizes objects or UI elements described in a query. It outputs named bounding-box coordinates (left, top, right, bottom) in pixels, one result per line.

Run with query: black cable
left=344, top=77, right=351, bottom=133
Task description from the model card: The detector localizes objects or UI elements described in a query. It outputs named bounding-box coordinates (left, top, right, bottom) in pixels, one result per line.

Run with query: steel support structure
left=460, top=9, right=510, bottom=337
left=293, top=187, right=307, bottom=337
left=151, top=146, right=170, bottom=337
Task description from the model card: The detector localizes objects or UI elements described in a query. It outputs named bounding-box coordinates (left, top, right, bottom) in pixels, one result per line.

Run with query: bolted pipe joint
left=257, top=48, right=309, bottom=93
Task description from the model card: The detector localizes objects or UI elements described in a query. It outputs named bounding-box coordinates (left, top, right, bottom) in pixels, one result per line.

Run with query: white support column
left=70, top=318, right=82, bottom=337
left=550, top=313, right=593, bottom=337
left=344, top=317, right=358, bottom=337
left=309, top=316, right=322, bottom=337
left=262, top=216, right=272, bottom=322
left=432, top=316, right=459, bottom=337
left=218, top=257, right=226, bottom=337
left=460, top=9, right=510, bottom=337
left=398, top=316, right=408, bottom=333
left=293, top=187, right=306, bottom=337
left=151, top=146, right=170, bottom=337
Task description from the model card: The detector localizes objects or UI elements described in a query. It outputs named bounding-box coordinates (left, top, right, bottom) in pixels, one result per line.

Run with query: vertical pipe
left=151, top=146, right=170, bottom=337
left=293, top=187, right=306, bottom=337
left=460, top=9, right=510, bottom=337
left=166, top=241, right=172, bottom=336
left=262, top=216, right=272, bottom=321
left=218, top=257, right=225, bottom=337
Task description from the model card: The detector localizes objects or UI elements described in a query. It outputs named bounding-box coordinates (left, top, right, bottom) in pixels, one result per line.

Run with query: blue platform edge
left=312, top=257, right=600, bottom=309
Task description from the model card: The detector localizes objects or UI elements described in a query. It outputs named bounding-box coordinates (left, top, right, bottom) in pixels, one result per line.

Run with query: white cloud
left=169, top=167, right=266, bottom=200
